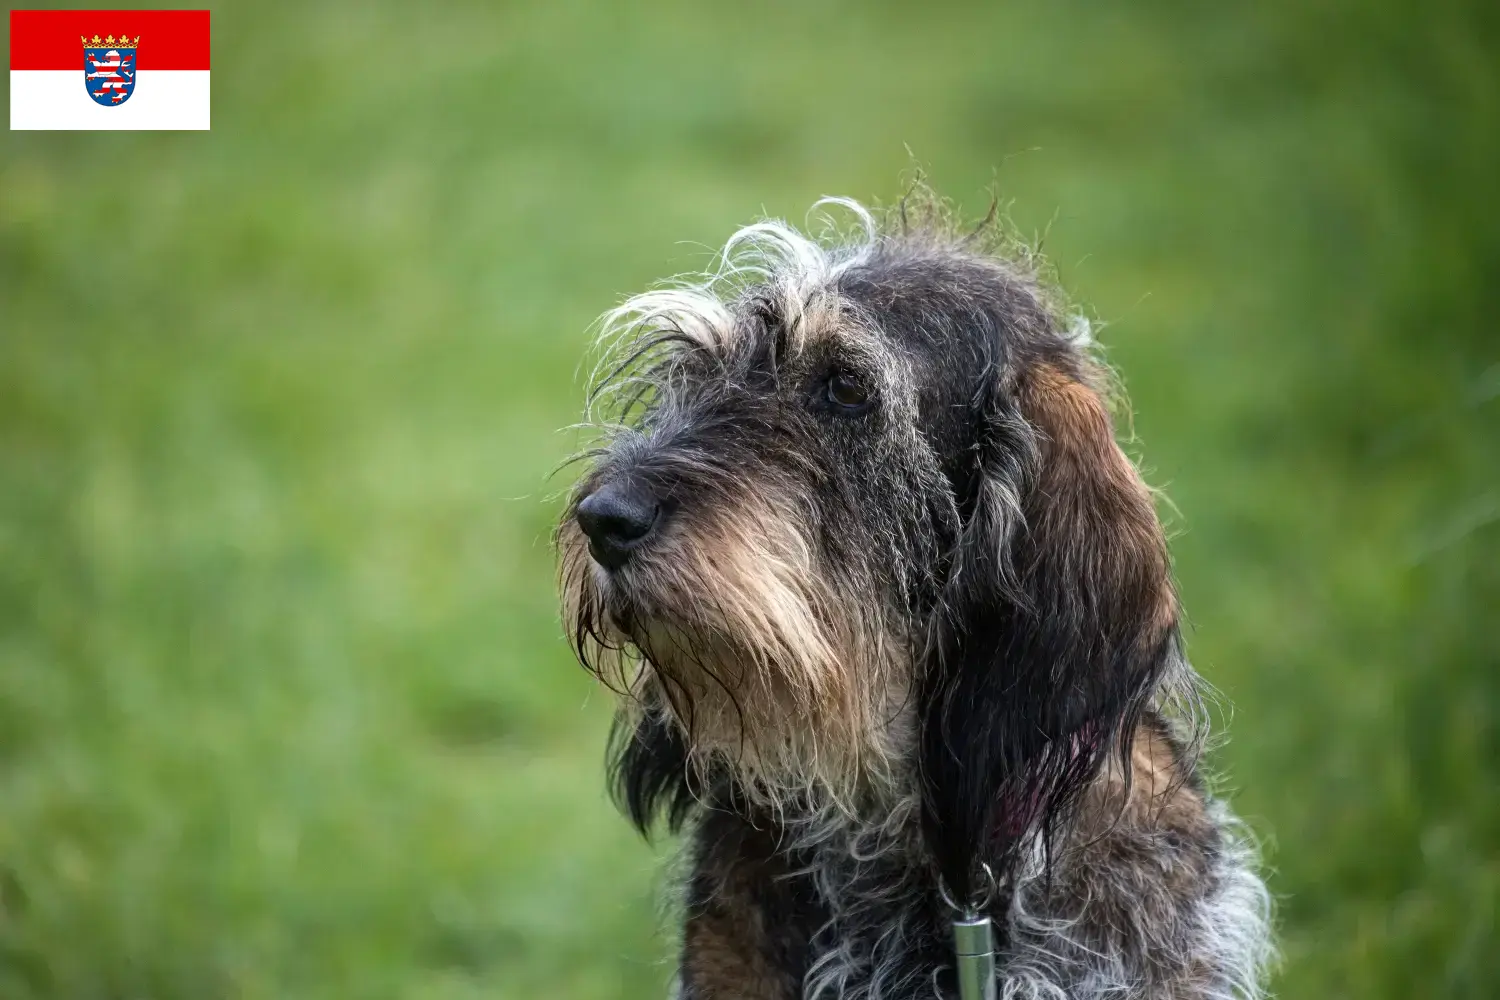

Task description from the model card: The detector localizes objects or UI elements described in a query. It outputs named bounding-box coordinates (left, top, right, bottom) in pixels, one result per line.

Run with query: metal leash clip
left=939, top=865, right=998, bottom=1000
left=951, top=913, right=996, bottom=1000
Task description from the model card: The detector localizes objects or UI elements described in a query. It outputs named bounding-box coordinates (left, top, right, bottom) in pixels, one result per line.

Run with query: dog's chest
left=681, top=811, right=956, bottom=999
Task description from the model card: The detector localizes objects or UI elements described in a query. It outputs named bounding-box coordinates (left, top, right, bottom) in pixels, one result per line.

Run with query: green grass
left=2, top=1, right=1496, bottom=997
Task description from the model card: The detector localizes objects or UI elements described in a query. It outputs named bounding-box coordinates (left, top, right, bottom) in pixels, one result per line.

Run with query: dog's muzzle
left=576, top=480, right=661, bottom=570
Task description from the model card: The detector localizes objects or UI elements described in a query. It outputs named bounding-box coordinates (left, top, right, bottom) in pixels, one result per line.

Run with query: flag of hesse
left=10, top=10, right=210, bottom=130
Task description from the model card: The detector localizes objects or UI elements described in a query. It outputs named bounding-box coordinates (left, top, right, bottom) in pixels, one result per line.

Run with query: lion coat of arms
left=82, top=34, right=139, bottom=107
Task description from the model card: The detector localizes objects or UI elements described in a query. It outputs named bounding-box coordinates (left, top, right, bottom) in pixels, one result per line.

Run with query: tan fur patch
left=683, top=896, right=797, bottom=999
left=1075, top=716, right=1215, bottom=878
left=1024, top=364, right=1159, bottom=532
left=683, top=923, right=791, bottom=999
left=1021, top=363, right=1175, bottom=648
left=1124, top=720, right=1211, bottom=836
left=1035, top=715, right=1222, bottom=996
left=561, top=483, right=913, bottom=815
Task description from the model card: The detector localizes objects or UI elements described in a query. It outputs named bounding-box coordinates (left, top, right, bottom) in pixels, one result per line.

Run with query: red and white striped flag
left=10, top=9, right=210, bottom=130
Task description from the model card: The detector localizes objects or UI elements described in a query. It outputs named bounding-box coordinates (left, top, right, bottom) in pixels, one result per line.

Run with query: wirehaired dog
left=557, top=194, right=1273, bottom=999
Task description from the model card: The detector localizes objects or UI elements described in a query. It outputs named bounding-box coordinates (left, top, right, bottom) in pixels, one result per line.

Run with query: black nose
left=575, top=482, right=660, bottom=570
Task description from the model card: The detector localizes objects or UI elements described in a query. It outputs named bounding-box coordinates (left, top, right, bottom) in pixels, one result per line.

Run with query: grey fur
left=558, top=195, right=1274, bottom=999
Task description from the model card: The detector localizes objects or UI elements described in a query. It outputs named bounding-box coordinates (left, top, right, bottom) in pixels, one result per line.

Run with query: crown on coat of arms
left=81, top=34, right=141, bottom=48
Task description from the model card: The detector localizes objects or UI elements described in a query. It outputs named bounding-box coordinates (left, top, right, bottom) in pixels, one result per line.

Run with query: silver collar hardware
left=952, top=913, right=997, bottom=1000
left=939, top=864, right=999, bottom=1000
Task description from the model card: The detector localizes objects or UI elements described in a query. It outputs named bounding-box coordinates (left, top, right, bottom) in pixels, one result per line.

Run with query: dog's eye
left=825, top=371, right=869, bottom=410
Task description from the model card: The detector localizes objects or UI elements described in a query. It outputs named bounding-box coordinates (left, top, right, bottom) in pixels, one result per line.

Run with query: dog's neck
left=733, top=718, right=1121, bottom=915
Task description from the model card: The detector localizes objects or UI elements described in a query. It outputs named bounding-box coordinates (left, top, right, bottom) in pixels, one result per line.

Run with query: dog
left=557, top=193, right=1273, bottom=999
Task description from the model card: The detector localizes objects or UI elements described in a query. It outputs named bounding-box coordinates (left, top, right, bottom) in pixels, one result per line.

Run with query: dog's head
left=558, top=196, right=1187, bottom=897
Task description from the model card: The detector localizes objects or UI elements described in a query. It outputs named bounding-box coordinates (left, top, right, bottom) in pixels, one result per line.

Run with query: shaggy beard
left=558, top=494, right=914, bottom=817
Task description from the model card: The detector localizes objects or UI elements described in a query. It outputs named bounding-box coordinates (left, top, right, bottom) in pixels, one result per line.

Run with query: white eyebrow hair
left=588, top=198, right=884, bottom=419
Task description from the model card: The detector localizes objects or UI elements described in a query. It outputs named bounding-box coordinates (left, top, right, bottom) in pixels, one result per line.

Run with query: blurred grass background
left=2, top=0, right=1497, bottom=997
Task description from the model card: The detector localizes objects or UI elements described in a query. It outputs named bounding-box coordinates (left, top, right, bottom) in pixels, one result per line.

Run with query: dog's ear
left=920, top=357, right=1179, bottom=901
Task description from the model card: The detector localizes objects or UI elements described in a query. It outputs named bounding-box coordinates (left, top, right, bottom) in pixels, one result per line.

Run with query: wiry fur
left=557, top=193, right=1274, bottom=998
